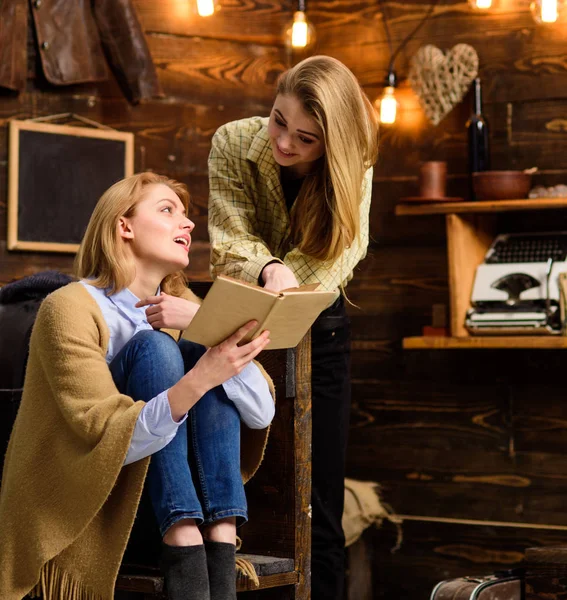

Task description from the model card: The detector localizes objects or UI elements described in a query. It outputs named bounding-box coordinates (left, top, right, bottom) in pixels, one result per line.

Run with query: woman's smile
left=173, top=234, right=191, bottom=253
left=275, top=144, right=298, bottom=159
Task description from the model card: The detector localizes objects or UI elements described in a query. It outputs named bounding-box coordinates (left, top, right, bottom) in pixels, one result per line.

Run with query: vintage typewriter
left=466, top=232, right=567, bottom=335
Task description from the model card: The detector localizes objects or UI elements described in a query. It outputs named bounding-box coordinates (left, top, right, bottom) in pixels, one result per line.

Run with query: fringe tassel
left=28, top=560, right=105, bottom=600
left=235, top=556, right=260, bottom=588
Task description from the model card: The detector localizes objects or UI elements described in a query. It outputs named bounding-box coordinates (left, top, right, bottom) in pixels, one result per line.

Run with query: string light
left=468, top=0, right=492, bottom=8
left=196, top=0, right=215, bottom=17
left=377, top=1, right=439, bottom=125
left=469, top=0, right=563, bottom=22
left=291, top=11, right=309, bottom=47
left=530, top=0, right=564, bottom=22
left=284, top=0, right=316, bottom=49
left=378, top=73, right=398, bottom=125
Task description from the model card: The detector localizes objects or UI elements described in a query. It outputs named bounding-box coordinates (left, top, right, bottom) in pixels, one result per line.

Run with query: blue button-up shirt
left=81, top=281, right=274, bottom=465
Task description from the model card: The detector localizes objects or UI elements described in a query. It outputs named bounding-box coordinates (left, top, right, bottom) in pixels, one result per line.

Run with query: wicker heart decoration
left=409, top=44, right=479, bottom=126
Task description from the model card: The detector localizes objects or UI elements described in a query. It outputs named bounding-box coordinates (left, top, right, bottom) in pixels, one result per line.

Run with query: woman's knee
left=130, top=330, right=184, bottom=375
left=178, top=339, right=207, bottom=369
left=131, top=329, right=179, bottom=355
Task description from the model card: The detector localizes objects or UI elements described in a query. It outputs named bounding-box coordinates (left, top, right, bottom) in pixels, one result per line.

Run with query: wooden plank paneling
left=0, top=241, right=211, bottom=287
left=3, top=2, right=567, bottom=598
left=374, top=96, right=567, bottom=184
left=365, top=519, right=567, bottom=600
left=135, top=0, right=288, bottom=45
left=148, top=35, right=286, bottom=103
left=345, top=245, right=448, bottom=342
left=309, top=1, right=567, bottom=103
left=347, top=341, right=567, bottom=528
left=0, top=4, right=282, bottom=281
left=370, top=182, right=448, bottom=245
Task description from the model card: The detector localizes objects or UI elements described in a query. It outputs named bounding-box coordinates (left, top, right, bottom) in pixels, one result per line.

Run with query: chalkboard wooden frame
left=8, top=120, right=134, bottom=253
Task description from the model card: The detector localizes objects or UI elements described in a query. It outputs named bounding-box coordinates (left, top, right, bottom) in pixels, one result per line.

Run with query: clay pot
left=472, top=170, right=532, bottom=201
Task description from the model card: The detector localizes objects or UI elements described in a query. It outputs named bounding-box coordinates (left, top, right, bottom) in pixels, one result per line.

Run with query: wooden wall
left=318, top=1, right=567, bottom=598
left=3, top=1, right=567, bottom=598
left=0, top=0, right=291, bottom=284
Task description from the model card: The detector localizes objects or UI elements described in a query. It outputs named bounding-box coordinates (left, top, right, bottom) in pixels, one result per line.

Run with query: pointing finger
left=135, top=295, right=163, bottom=308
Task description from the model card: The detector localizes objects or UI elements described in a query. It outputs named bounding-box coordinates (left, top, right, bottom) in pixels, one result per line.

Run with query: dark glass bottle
left=466, top=77, right=491, bottom=199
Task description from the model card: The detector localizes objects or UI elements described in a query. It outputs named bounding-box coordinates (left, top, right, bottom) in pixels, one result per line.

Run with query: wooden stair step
left=117, top=554, right=297, bottom=595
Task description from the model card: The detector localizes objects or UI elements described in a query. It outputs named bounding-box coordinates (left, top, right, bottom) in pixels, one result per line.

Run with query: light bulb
left=530, top=0, right=563, bottom=23
left=196, top=0, right=215, bottom=17
left=542, top=0, right=558, bottom=20
left=292, top=13, right=308, bottom=47
left=284, top=11, right=316, bottom=49
left=468, top=0, right=492, bottom=8
left=378, top=87, right=398, bottom=124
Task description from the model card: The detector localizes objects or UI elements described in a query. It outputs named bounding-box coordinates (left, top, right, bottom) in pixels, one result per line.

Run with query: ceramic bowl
left=472, top=170, right=532, bottom=201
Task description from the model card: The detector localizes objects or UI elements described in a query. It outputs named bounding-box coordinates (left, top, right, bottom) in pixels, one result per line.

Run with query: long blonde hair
left=74, top=172, right=190, bottom=296
left=277, top=55, right=378, bottom=262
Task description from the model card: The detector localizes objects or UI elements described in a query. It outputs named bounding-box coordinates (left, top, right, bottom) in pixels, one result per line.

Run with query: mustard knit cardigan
left=0, top=282, right=273, bottom=600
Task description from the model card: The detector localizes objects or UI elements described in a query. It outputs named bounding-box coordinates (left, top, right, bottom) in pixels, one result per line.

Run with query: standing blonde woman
left=0, top=172, right=275, bottom=600
left=208, top=55, right=379, bottom=599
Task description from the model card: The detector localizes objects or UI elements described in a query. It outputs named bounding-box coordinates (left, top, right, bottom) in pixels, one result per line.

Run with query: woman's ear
left=118, top=217, right=134, bottom=240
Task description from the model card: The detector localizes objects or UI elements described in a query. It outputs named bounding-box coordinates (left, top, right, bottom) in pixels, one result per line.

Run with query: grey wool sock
left=160, top=542, right=210, bottom=600
left=204, top=540, right=237, bottom=600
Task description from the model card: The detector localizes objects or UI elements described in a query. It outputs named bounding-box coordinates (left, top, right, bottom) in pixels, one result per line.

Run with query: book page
left=182, top=276, right=278, bottom=347
left=281, top=283, right=321, bottom=293
left=261, top=291, right=337, bottom=349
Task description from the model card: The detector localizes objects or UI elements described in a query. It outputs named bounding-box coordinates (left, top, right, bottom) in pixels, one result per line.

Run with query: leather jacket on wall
left=0, top=0, right=163, bottom=104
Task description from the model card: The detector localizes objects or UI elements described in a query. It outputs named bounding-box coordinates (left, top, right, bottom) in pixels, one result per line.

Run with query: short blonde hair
left=276, top=55, right=378, bottom=262
left=74, top=172, right=190, bottom=296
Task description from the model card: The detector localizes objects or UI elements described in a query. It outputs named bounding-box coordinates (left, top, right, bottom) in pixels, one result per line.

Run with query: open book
left=182, top=275, right=337, bottom=350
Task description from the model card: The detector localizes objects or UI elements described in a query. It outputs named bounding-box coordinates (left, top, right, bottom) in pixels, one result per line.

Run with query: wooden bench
left=116, top=554, right=296, bottom=597
left=115, top=281, right=313, bottom=599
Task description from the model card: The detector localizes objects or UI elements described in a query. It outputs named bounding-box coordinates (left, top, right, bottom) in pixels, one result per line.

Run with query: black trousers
left=310, top=295, right=351, bottom=600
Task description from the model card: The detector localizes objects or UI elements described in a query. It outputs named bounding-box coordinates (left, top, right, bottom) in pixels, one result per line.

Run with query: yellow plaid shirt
left=208, top=116, right=373, bottom=292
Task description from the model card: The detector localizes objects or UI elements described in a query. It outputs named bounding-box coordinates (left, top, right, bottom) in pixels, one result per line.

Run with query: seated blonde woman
left=0, top=172, right=275, bottom=600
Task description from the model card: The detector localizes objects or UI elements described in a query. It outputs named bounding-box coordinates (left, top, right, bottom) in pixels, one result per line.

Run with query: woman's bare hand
left=167, top=321, right=270, bottom=420
left=262, top=263, right=299, bottom=292
left=136, top=292, right=200, bottom=330
left=192, top=321, right=270, bottom=390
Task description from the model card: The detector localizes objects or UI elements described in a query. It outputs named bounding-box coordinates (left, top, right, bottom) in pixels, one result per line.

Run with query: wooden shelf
left=403, top=336, right=567, bottom=349
left=396, top=198, right=567, bottom=349
left=396, top=197, right=567, bottom=216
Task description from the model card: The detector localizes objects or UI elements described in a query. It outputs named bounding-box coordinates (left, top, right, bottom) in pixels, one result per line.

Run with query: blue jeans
left=109, top=330, right=247, bottom=536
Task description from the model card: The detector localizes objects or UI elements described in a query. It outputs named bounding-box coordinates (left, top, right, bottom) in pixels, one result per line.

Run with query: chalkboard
left=8, top=120, right=134, bottom=253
